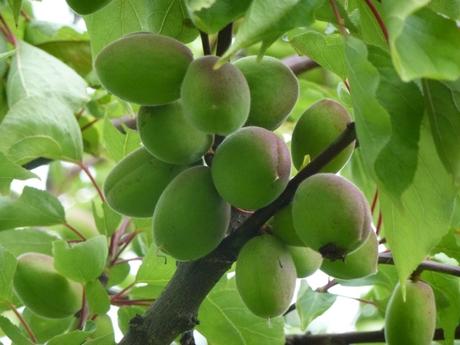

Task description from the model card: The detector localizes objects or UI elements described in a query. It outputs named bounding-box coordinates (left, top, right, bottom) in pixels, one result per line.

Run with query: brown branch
left=9, top=303, right=38, bottom=343
left=118, top=123, right=356, bottom=345
left=199, top=31, right=211, bottom=55
left=216, top=23, right=233, bottom=57
left=282, top=56, right=319, bottom=75
left=285, top=325, right=460, bottom=344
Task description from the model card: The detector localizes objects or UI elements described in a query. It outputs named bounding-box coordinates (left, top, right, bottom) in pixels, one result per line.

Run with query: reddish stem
left=363, top=0, right=389, bottom=43
left=111, top=231, right=138, bottom=265
left=0, top=15, right=16, bottom=46
left=376, top=211, right=383, bottom=235
left=64, top=223, right=86, bottom=241
left=9, top=303, right=38, bottom=343
left=109, top=219, right=131, bottom=261
left=77, top=287, right=88, bottom=330
left=77, top=162, right=106, bottom=202
left=111, top=282, right=136, bottom=300
left=370, top=189, right=379, bottom=215
left=329, top=0, right=347, bottom=36
left=80, top=118, right=99, bottom=132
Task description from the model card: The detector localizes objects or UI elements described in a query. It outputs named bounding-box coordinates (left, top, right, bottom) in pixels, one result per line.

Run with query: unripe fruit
left=14, top=253, right=82, bottom=319
left=181, top=56, right=250, bottom=135
left=321, top=231, right=378, bottom=280
left=234, top=56, right=299, bottom=130
left=236, top=235, right=296, bottom=318
left=103, top=148, right=186, bottom=218
left=66, top=0, right=112, bottom=14
left=291, top=99, right=354, bottom=172
left=288, top=246, right=323, bottom=278
left=153, top=166, right=231, bottom=261
left=95, top=32, right=193, bottom=105
left=292, top=173, right=371, bottom=259
left=138, top=102, right=213, bottom=165
left=385, top=280, right=436, bottom=345
left=271, top=204, right=304, bottom=246
left=212, top=127, right=291, bottom=210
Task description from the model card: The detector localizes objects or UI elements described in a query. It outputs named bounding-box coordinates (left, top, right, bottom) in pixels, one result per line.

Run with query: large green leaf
left=47, top=329, right=94, bottom=345
left=0, top=316, right=33, bottom=345
left=186, top=0, right=251, bottom=34
left=198, top=277, right=284, bottom=345
left=53, top=235, right=108, bottom=283
left=92, top=201, right=122, bottom=236
left=0, top=96, right=83, bottom=164
left=7, top=41, right=87, bottom=109
left=0, top=152, right=37, bottom=191
left=0, top=229, right=58, bottom=256
left=0, top=187, right=65, bottom=231
left=148, top=0, right=198, bottom=42
left=136, top=245, right=175, bottom=288
left=382, top=2, right=460, bottom=81
left=86, top=280, right=110, bottom=314
left=429, top=0, right=460, bottom=19
left=356, top=0, right=387, bottom=50
left=296, top=282, right=336, bottom=331
left=422, top=80, right=460, bottom=186
left=84, top=0, right=149, bottom=56
left=345, top=38, right=457, bottom=284
left=433, top=229, right=460, bottom=263
left=7, top=0, right=22, bottom=24
left=221, top=0, right=324, bottom=60
left=0, top=246, right=16, bottom=303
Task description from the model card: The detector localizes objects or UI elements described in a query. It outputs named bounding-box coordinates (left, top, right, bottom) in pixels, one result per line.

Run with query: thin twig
left=363, top=0, right=389, bottom=43
left=329, top=0, right=347, bottom=36
left=9, top=303, right=38, bottom=343
left=76, top=287, right=88, bottom=330
left=216, top=23, right=233, bottom=57
left=77, top=162, right=106, bottom=202
left=370, top=189, right=379, bottom=215
left=199, top=31, right=211, bottom=55
left=64, top=223, right=86, bottom=241
left=80, top=118, right=100, bottom=132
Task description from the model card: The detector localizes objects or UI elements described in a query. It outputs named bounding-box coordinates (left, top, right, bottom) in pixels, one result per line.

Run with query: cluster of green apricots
left=10, top=2, right=435, bottom=344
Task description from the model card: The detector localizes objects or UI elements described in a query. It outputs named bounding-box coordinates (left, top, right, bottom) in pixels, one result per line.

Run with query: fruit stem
left=363, top=0, right=389, bottom=43
left=9, top=303, right=38, bottom=343
left=64, top=223, right=87, bottom=241
left=77, top=162, right=106, bottom=202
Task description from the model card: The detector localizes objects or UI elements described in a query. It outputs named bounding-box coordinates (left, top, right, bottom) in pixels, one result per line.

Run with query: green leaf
left=186, top=0, right=251, bottom=34
left=22, top=308, right=73, bottom=344
left=102, top=116, right=141, bottom=162
left=136, top=245, right=175, bottom=288
left=47, top=329, right=94, bottom=345
left=7, top=0, right=22, bottom=24
left=296, top=281, right=336, bottom=330
left=148, top=0, right=198, bottom=42
left=382, top=3, right=460, bottom=81
left=0, top=187, right=65, bottom=231
left=429, top=0, right=460, bottom=19
left=433, top=229, right=460, bottom=263
left=356, top=0, right=387, bottom=50
left=423, top=269, right=460, bottom=345
left=53, top=235, right=108, bottom=283
left=7, top=41, right=88, bottom=109
left=0, top=228, right=58, bottom=256
left=107, top=262, right=130, bottom=287
left=422, top=80, right=460, bottom=186
left=84, top=0, right=149, bottom=56
left=345, top=37, right=457, bottom=284
left=0, top=96, right=83, bottom=164
left=83, top=333, right=115, bottom=345
left=86, top=280, right=111, bottom=314
left=0, top=152, right=37, bottom=189
left=198, top=277, right=284, bottom=345
left=221, top=0, right=325, bottom=61
left=289, top=30, right=346, bottom=79
left=0, top=316, right=33, bottom=345
left=92, top=200, right=122, bottom=236
left=0, top=246, right=17, bottom=303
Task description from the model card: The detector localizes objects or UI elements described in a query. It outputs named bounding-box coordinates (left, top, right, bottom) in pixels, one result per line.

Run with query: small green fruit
left=138, top=102, right=213, bottom=165
left=271, top=204, right=304, bottom=246
left=103, top=148, right=186, bottom=218
left=292, top=173, right=371, bottom=259
left=181, top=56, right=250, bottom=135
left=385, top=280, right=436, bottom=345
left=66, top=0, right=112, bottom=14
left=236, top=234, right=296, bottom=318
left=211, top=127, right=291, bottom=210
left=14, top=253, right=82, bottom=319
left=291, top=99, right=354, bottom=172
left=288, top=246, right=323, bottom=278
left=153, top=166, right=231, bottom=261
left=234, top=56, right=299, bottom=130
left=321, top=231, right=378, bottom=280
left=95, top=32, right=193, bottom=105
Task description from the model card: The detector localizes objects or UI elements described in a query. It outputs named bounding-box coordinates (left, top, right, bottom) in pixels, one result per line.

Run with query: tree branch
left=216, top=23, right=233, bottom=57
left=118, top=123, right=356, bottom=345
left=285, top=325, right=460, bottom=344
left=282, top=56, right=319, bottom=75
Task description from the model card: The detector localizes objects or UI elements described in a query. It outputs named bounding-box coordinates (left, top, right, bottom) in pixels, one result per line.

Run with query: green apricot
left=211, top=127, right=291, bottom=210
left=234, top=56, right=299, bottom=130
left=321, top=231, right=378, bottom=280
left=95, top=32, right=193, bottom=105
left=385, top=280, right=436, bottom=345
left=14, top=253, right=82, bottom=319
left=153, top=166, right=231, bottom=261
left=292, top=173, right=371, bottom=259
left=271, top=204, right=304, bottom=246
left=291, top=99, right=354, bottom=172
left=137, top=102, right=213, bottom=165
left=181, top=56, right=250, bottom=135
left=103, top=148, right=186, bottom=218
left=236, top=234, right=296, bottom=318
left=288, top=246, right=323, bottom=278
left=66, top=0, right=112, bottom=14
